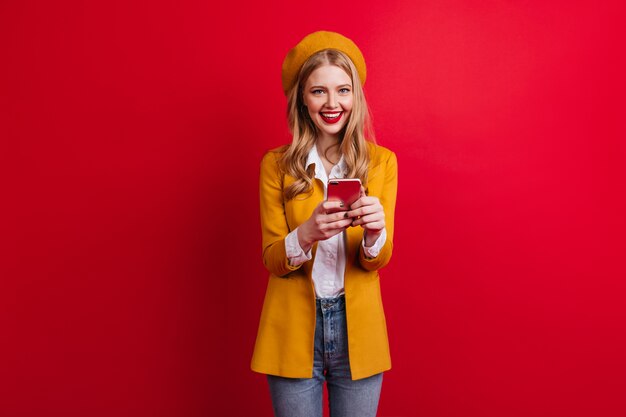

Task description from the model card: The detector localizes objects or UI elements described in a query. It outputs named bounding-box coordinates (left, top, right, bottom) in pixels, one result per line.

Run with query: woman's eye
left=312, top=89, right=325, bottom=95
left=339, top=88, right=351, bottom=94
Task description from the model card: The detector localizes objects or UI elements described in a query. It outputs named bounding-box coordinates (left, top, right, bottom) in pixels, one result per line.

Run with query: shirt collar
left=306, top=144, right=347, bottom=181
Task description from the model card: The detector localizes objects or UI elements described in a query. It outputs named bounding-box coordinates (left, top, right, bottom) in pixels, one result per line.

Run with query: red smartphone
left=326, top=178, right=362, bottom=213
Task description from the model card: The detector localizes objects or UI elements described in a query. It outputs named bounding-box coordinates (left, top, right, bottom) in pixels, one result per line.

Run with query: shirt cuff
left=285, top=227, right=313, bottom=266
left=362, top=228, right=387, bottom=259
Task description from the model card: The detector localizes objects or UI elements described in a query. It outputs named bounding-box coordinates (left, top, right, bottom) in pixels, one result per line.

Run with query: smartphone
left=327, top=178, right=361, bottom=213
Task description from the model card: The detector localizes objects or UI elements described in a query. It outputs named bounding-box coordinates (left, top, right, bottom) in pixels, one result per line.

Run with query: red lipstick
left=320, top=111, right=343, bottom=124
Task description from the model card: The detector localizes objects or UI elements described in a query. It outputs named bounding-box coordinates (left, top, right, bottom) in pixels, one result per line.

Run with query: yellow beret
left=281, top=31, right=367, bottom=96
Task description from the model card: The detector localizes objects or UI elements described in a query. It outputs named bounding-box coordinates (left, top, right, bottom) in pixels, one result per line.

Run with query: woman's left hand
left=347, top=187, right=385, bottom=247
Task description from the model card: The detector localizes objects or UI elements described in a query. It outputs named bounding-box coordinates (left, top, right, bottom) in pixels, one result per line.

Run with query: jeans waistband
left=315, top=294, right=345, bottom=312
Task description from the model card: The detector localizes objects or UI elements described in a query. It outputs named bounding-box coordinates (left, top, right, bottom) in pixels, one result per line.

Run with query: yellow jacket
left=251, top=141, right=398, bottom=380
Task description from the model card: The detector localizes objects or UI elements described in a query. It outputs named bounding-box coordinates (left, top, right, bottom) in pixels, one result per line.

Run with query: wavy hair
left=280, top=49, right=375, bottom=201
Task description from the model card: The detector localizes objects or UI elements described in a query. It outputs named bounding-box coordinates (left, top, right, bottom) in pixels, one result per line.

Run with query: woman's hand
left=347, top=187, right=385, bottom=247
left=297, top=201, right=354, bottom=253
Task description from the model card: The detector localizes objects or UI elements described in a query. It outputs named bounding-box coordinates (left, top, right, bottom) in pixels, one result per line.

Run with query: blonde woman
left=251, top=31, right=398, bottom=417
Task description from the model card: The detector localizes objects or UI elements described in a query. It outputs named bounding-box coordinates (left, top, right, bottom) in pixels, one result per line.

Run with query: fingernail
left=339, top=202, right=344, bottom=208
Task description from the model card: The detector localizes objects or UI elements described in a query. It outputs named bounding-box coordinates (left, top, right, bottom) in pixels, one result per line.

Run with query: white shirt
left=284, top=145, right=387, bottom=299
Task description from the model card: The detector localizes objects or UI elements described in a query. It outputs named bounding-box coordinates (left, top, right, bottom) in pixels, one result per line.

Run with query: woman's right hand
left=297, top=201, right=354, bottom=253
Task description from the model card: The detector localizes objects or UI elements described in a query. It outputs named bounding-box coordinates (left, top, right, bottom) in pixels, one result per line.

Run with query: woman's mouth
left=320, top=111, right=343, bottom=124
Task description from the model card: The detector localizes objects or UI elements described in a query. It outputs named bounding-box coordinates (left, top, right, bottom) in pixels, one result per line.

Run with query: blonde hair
left=280, top=49, right=375, bottom=201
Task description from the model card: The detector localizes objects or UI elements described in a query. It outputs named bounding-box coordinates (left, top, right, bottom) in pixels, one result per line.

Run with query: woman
left=251, top=31, right=398, bottom=417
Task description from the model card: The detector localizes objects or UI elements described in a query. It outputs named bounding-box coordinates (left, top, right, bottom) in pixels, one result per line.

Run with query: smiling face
left=302, top=64, right=353, bottom=142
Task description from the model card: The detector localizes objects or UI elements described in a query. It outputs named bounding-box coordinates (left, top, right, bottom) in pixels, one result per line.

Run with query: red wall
left=2, top=1, right=625, bottom=416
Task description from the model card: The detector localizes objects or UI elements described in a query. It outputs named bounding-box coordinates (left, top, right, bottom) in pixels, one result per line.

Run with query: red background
left=2, top=1, right=625, bottom=416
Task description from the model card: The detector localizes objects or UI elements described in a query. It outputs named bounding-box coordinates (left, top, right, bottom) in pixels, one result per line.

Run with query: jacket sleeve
left=259, top=151, right=303, bottom=277
left=358, top=150, right=398, bottom=271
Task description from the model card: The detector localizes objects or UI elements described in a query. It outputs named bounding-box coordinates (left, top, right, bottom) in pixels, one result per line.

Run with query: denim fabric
left=267, top=295, right=383, bottom=417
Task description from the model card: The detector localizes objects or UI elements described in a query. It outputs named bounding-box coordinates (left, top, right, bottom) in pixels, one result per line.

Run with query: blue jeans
left=267, top=295, right=383, bottom=417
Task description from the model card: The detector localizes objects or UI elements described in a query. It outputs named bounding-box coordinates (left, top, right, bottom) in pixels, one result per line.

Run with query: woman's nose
left=326, top=92, right=338, bottom=108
